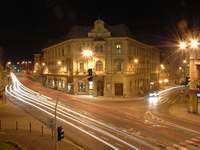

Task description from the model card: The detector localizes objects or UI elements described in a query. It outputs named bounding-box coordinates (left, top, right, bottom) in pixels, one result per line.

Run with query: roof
left=66, top=24, right=131, bottom=38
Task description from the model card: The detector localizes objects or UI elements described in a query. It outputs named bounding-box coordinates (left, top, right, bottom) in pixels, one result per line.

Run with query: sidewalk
left=0, top=98, right=82, bottom=150
left=169, top=101, right=200, bottom=124
left=70, top=95, right=146, bottom=102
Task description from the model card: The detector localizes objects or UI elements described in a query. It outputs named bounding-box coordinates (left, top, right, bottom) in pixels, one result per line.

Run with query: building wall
left=41, top=20, right=160, bottom=97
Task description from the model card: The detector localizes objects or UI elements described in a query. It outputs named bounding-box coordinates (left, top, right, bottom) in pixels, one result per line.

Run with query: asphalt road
left=5, top=73, right=200, bottom=150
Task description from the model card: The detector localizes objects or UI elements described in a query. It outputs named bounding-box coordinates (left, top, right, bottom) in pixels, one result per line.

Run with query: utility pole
left=111, top=45, right=113, bottom=98
left=54, top=94, right=59, bottom=150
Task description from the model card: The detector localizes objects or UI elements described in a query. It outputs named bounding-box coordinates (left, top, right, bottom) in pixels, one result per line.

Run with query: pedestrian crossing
left=166, top=136, right=200, bottom=150
left=158, top=97, right=177, bottom=105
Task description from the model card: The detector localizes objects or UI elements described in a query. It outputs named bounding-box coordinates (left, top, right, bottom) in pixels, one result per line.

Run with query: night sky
left=1, top=0, right=200, bottom=62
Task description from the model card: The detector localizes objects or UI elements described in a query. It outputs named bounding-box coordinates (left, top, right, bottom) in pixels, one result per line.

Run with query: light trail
left=5, top=73, right=161, bottom=150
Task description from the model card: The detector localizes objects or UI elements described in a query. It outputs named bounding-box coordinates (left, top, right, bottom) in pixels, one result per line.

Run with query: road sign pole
left=54, top=94, right=59, bottom=150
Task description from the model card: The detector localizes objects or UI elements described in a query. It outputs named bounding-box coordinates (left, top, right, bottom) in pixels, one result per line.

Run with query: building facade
left=33, top=53, right=42, bottom=74
left=40, top=19, right=160, bottom=97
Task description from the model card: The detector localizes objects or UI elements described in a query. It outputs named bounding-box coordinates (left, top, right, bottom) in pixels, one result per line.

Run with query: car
left=149, top=91, right=159, bottom=97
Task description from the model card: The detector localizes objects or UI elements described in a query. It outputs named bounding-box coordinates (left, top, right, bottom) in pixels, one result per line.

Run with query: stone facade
left=189, top=49, right=200, bottom=87
left=41, top=19, right=160, bottom=97
left=33, top=54, right=42, bottom=74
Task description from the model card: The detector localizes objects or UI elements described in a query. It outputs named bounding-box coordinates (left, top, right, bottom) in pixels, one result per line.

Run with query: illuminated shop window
left=67, top=83, right=72, bottom=92
left=58, top=80, right=62, bottom=88
left=62, top=80, right=65, bottom=88
left=88, top=81, right=93, bottom=90
left=78, top=82, right=86, bottom=92
left=52, top=80, right=55, bottom=87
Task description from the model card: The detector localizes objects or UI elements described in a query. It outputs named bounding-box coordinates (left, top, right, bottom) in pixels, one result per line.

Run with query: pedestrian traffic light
left=88, top=69, right=92, bottom=76
left=88, top=76, right=93, bottom=81
left=185, top=76, right=190, bottom=85
left=57, top=126, right=64, bottom=141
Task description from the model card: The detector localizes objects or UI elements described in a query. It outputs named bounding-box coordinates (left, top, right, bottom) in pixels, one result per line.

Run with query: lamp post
left=183, top=59, right=187, bottom=79
left=81, top=50, right=93, bottom=95
left=178, top=39, right=199, bottom=86
left=54, top=94, right=58, bottom=150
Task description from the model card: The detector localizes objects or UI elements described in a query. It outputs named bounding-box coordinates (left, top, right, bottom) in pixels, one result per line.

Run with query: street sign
left=47, top=118, right=55, bottom=128
left=197, top=91, right=200, bottom=98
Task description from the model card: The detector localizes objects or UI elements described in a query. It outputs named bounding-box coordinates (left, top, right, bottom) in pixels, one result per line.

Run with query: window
left=78, top=82, right=86, bottom=92
left=116, top=44, right=122, bottom=55
left=95, top=45, right=103, bottom=53
left=115, top=61, right=122, bottom=71
left=61, top=47, right=64, bottom=56
left=88, top=81, right=93, bottom=89
left=80, top=62, right=84, bottom=72
left=96, top=60, right=103, bottom=71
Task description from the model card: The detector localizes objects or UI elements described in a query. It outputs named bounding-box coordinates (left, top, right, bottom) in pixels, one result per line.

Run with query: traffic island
left=0, top=99, right=82, bottom=150
left=188, top=89, right=199, bottom=114
left=0, top=140, right=25, bottom=150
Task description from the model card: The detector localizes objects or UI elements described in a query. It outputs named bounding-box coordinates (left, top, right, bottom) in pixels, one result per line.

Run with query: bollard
left=51, top=128, right=54, bottom=139
left=4, top=95, right=7, bottom=104
left=29, top=122, right=31, bottom=133
left=2, top=93, right=4, bottom=104
left=41, top=125, right=43, bottom=136
left=16, top=121, right=18, bottom=130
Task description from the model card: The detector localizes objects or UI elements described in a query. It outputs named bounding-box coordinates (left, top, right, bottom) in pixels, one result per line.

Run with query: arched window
left=96, top=60, right=103, bottom=71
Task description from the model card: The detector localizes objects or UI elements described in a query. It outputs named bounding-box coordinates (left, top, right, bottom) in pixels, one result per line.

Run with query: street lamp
left=160, top=64, right=165, bottom=70
left=190, top=39, right=199, bottom=49
left=179, top=41, right=187, bottom=50
left=183, top=59, right=187, bottom=79
left=82, top=50, right=93, bottom=58
left=57, top=61, right=62, bottom=65
left=134, top=58, right=138, bottom=64
left=42, top=62, right=45, bottom=67
left=7, top=61, right=11, bottom=65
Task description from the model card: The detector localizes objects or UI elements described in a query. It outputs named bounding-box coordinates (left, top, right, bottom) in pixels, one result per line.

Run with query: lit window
left=116, top=44, right=122, bottom=55
left=78, top=82, right=86, bottom=92
left=58, top=80, right=62, bottom=88
left=67, top=83, right=72, bottom=92
left=89, top=81, right=93, bottom=89
left=62, top=80, right=65, bottom=88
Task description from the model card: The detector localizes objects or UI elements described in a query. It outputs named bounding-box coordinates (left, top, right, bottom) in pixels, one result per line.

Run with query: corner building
left=42, top=19, right=160, bottom=97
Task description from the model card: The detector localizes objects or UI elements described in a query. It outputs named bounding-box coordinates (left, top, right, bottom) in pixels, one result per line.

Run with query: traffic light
left=185, top=76, right=190, bottom=85
left=57, top=126, right=64, bottom=141
left=88, top=76, right=93, bottom=81
left=88, top=69, right=92, bottom=76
